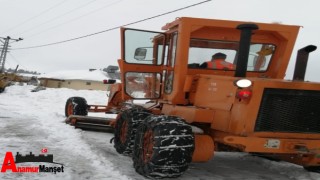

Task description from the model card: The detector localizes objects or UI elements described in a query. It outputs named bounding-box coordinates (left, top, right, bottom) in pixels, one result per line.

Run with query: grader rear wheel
left=133, top=115, right=194, bottom=178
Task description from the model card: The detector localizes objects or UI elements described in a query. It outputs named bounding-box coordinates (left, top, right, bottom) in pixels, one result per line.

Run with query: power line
left=13, top=0, right=212, bottom=50
left=25, top=0, right=124, bottom=39
left=1, top=0, right=70, bottom=34
left=18, top=0, right=100, bottom=37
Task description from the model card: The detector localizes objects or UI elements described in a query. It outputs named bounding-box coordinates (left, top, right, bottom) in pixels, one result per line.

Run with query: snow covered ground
left=0, top=84, right=320, bottom=180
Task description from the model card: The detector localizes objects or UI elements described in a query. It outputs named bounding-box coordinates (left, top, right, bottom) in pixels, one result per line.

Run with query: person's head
left=211, top=52, right=227, bottom=61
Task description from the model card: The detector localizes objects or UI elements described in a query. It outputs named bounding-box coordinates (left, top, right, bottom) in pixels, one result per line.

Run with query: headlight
left=235, top=79, right=252, bottom=88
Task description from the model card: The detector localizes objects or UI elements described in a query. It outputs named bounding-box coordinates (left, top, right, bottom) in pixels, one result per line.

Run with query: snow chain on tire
left=64, top=97, right=88, bottom=117
left=114, top=108, right=151, bottom=155
left=133, top=115, right=195, bottom=178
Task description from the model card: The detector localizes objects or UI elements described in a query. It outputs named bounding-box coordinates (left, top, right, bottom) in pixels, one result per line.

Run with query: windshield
left=124, top=29, right=165, bottom=65
left=188, top=39, right=275, bottom=72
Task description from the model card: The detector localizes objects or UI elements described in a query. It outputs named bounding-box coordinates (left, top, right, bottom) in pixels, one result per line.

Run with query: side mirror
left=134, top=48, right=147, bottom=60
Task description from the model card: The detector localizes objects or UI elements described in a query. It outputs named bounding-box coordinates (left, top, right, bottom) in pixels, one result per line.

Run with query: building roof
left=39, top=69, right=110, bottom=82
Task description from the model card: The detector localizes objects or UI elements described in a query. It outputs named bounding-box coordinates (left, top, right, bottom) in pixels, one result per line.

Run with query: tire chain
left=133, top=115, right=194, bottom=178
left=114, top=108, right=151, bottom=155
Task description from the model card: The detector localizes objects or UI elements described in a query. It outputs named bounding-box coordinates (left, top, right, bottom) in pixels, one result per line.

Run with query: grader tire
left=132, top=115, right=194, bottom=178
left=65, top=97, right=88, bottom=117
left=114, top=108, right=150, bottom=155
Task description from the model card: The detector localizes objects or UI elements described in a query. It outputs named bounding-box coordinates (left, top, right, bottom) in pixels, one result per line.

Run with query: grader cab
left=65, top=17, right=320, bottom=178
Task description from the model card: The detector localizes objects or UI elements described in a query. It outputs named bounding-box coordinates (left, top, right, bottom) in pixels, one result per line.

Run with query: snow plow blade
left=65, top=115, right=115, bottom=133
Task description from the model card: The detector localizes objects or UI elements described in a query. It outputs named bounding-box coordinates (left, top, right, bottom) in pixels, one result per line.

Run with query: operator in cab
left=200, top=52, right=235, bottom=70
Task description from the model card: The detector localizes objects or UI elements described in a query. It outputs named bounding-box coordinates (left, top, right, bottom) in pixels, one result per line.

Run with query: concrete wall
left=40, top=79, right=109, bottom=91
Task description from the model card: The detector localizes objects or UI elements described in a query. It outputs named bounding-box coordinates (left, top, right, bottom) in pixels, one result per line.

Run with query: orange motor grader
left=65, top=17, right=320, bottom=178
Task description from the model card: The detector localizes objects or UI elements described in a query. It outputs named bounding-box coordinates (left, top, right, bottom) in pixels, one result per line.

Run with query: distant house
left=38, top=69, right=114, bottom=91
left=17, top=73, right=39, bottom=85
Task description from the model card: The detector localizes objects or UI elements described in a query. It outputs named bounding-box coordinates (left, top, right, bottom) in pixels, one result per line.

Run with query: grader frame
left=65, top=17, right=320, bottom=178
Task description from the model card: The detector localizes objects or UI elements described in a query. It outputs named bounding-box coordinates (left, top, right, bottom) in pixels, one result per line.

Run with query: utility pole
left=0, top=36, right=23, bottom=73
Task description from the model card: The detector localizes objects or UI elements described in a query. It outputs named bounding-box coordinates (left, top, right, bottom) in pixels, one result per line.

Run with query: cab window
left=187, top=39, right=275, bottom=72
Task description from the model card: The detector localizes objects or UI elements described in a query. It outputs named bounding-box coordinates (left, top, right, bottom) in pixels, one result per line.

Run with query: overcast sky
left=1, top=0, right=320, bottom=81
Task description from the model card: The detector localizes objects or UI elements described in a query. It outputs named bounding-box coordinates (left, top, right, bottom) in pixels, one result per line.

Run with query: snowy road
left=1, top=85, right=320, bottom=180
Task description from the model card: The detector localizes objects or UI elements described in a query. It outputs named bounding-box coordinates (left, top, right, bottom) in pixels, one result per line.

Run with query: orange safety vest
left=207, top=59, right=235, bottom=70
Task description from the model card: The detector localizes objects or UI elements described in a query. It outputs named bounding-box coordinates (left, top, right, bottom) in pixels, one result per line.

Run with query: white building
left=38, top=69, right=115, bottom=91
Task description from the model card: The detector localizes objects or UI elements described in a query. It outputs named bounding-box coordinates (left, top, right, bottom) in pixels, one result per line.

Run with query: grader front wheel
left=113, top=108, right=150, bottom=155
left=64, top=97, right=88, bottom=117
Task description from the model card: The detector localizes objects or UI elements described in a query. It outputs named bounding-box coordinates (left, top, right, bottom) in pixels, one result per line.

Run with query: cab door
left=118, top=28, right=166, bottom=99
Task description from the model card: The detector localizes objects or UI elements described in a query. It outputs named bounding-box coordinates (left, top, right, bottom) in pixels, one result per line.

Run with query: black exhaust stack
left=235, top=24, right=259, bottom=77
left=293, top=45, right=317, bottom=81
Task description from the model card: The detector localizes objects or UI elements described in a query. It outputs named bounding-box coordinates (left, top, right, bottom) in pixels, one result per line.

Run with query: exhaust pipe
left=293, top=45, right=317, bottom=81
left=235, top=24, right=259, bottom=77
